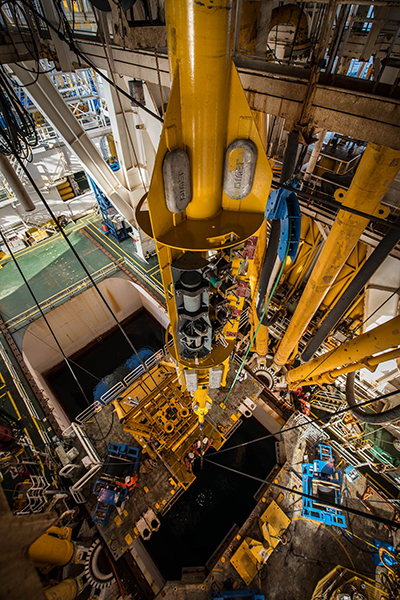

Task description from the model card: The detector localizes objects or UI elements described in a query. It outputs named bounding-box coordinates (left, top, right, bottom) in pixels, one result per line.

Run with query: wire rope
left=203, top=456, right=400, bottom=530
left=3, top=0, right=164, bottom=124
left=207, top=388, right=400, bottom=457
left=4, top=142, right=170, bottom=405
left=0, top=226, right=92, bottom=407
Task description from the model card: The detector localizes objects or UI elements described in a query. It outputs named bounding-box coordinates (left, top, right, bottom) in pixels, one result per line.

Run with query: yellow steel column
left=249, top=110, right=269, bottom=356
left=274, top=144, right=400, bottom=367
left=308, top=346, right=400, bottom=385
left=29, top=530, right=74, bottom=568
left=44, top=580, right=78, bottom=600
left=249, top=217, right=269, bottom=355
left=165, top=0, right=234, bottom=220
left=138, top=0, right=272, bottom=424
left=286, top=315, right=400, bottom=387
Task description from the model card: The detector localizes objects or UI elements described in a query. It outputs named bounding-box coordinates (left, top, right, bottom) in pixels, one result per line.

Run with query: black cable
left=7, top=144, right=170, bottom=404
left=346, top=372, right=400, bottom=424
left=0, top=227, right=91, bottom=407
left=6, top=0, right=164, bottom=124
left=84, top=412, right=114, bottom=442
left=340, top=527, right=374, bottom=555
left=204, top=456, right=400, bottom=530
left=0, top=66, right=37, bottom=158
left=207, top=388, right=400, bottom=456
left=341, top=484, right=375, bottom=555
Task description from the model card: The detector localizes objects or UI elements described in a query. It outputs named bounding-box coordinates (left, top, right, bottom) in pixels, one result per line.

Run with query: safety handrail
left=66, top=344, right=173, bottom=430
left=100, top=382, right=126, bottom=405
left=4, top=260, right=123, bottom=331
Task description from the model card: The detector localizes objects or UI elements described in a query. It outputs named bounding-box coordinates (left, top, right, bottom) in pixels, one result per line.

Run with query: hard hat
left=125, top=476, right=131, bottom=484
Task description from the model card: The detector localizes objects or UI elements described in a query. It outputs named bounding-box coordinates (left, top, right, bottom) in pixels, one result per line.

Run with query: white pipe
left=0, top=154, right=35, bottom=211
left=303, top=129, right=327, bottom=182
left=71, top=422, right=100, bottom=465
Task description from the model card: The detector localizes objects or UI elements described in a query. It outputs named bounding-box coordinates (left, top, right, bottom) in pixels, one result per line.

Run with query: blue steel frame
left=302, top=444, right=346, bottom=528
left=88, top=175, right=130, bottom=242
left=92, top=443, right=141, bottom=525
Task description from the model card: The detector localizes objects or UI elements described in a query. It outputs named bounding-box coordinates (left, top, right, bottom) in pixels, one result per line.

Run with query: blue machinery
left=92, top=443, right=141, bottom=525
left=265, top=188, right=301, bottom=262
left=302, top=444, right=346, bottom=528
left=88, top=176, right=130, bottom=242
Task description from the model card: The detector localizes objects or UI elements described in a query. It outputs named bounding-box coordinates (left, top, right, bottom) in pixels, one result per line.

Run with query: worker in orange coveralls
left=116, top=473, right=139, bottom=490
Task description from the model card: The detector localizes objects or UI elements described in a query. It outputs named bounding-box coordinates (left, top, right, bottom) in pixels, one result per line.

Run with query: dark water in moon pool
left=45, top=309, right=165, bottom=421
left=144, top=416, right=277, bottom=581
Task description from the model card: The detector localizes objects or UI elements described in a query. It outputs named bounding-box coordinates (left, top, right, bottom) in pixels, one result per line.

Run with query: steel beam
left=286, top=315, right=400, bottom=386
left=12, top=63, right=136, bottom=223
left=0, top=155, right=35, bottom=212
left=78, top=41, right=400, bottom=150
left=274, top=143, right=400, bottom=367
left=101, top=76, right=148, bottom=192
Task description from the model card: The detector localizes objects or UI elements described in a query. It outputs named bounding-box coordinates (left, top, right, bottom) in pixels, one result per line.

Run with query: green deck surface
left=0, top=214, right=163, bottom=324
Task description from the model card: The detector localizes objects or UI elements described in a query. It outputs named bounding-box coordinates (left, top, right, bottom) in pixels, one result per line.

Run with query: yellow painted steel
left=29, top=527, right=74, bottom=568
left=322, top=242, right=367, bottom=310
left=166, top=0, right=233, bottom=221
left=311, top=566, right=389, bottom=600
left=286, top=315, right=400, bottom=387
left=136, top=0, right=273, bottom=422
left=139, top=0, right=272, bottom=249
left=259, top=500, right=291, bottom=549
left=249, top=110, right=269, bottom=356
left=44, top=579, right=77, bottom=600
left=306, top=347, right=400, bottom=386
left=249, top=218, right=269, bottom=356
left=113, top=361, right=227, bottom=486
left=230, top=500, right=290, bottom=585
left=275, top=144, right=400, bottom=367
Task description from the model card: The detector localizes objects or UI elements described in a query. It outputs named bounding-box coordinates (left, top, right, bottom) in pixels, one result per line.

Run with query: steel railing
left=63, top=341, right=174, bottom=436
left=3, top=260, right=123, bottom=332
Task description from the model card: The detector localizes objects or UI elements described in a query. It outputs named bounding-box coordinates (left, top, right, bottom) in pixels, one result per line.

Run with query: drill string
left=208, top=220, right=293, bottom=440
left=207, top=387, right=400, bottom=457
left=204, top=457, right=400, bottom=530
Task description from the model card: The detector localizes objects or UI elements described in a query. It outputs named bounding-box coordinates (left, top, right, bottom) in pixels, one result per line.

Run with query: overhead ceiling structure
left=0, top=1, right=400, bottom=599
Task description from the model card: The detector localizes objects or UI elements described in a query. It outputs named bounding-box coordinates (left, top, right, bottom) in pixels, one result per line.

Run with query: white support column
left=40, top=0, right=76, bottom=73
left=101, top=74, right=148, bottom=192
left=12, top=63, right=136, bottom=223
left=255, top=0, right=274, bottom=57
left=303, top=129, right=327, bottom=182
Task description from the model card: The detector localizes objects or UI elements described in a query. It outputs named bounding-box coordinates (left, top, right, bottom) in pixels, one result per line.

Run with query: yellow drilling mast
left=136, top=0, right=273, bottom=423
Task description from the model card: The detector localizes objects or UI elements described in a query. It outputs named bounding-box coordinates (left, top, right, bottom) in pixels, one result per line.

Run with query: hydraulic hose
left=346, top=372, right=400, bottom=424
left=256, top=219, right=281, bottom=323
